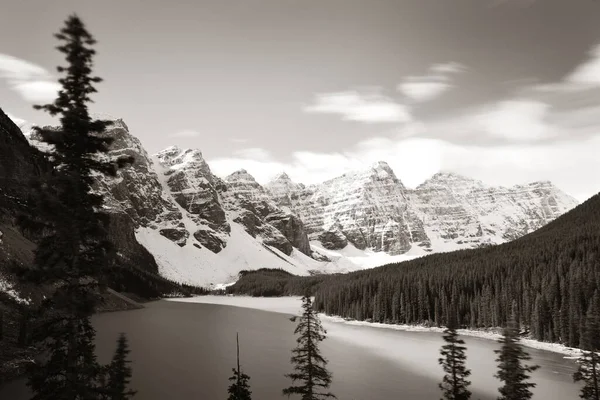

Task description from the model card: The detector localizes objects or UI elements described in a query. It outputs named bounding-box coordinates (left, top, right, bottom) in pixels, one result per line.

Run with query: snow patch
left=170, top=295, right=583, bottom=357
left=0, top=277, right=30, bottom=305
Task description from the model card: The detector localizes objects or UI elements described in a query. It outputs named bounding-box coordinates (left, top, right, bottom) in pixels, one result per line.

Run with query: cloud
left=529, top=43, right=600, bottom=94
left=566, top=44, right=600, bottom=86
left=399, top=79, right=452, bottom=103
left=472, top=100, right=553, bottom=141
left=5, top=112, right=26, bottom=127
left=304, top=62, right=465, bottom=124
left=398, top=62, right=466, bottom=102
left=0, top=53, right=60, bottom=103
left=430, top=62, right=466, bottom=74
left=169, top=129, right=202, bottom=138
left=304, top=90, right=411, bottom=123
left=209, top=134, right=444, bottom=189
left=209, top=131, right=598, bottom=203
left=11, top=80, right=61, bottom=103
left=232, top=147, right=272, bottom=161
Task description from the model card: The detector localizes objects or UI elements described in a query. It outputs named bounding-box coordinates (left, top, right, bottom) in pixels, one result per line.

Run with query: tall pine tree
left=573, top=294, right=600, bottom=400
left=494, top=322, right=539, bottom=400
left=283, top=295, right=335, bottom=400
left=103, top=333, right=136, bottom=400
left=438, top=313, right=472, bottom=400
left=17, top=14, right=132, bottom=400
left=227, top=333, right=252, bottom=400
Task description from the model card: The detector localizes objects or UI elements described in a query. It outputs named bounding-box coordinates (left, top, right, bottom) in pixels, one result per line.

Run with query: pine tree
left=17, top=14, right=132, bottom=400
left=283, top=295, right=336, bottom=400
left=227, top=333, right=252, bottom=400
left=27, top=317, right=102, bottom=399
left=438, top=313, right=472, bottom=400
left=573, top=296, right=600, bottom=400
left=228, top=369, right=252, bottom=400
left=104, top=333, right=136, bottom=400
left=494, top=322, right=539, bottom=400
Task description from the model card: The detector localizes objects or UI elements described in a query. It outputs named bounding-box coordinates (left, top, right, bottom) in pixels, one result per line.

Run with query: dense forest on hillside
left=226, top=269, right=327, bottom=297
left=229, top=193, right=600, bottom=349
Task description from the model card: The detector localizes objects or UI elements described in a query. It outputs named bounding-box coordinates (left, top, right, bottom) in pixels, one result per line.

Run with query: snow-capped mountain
left=266, top=162, right=430, bottom=255
left=409, top=172, right=580, bottom=251
left=266, top=168, right=579, bottom=256
left=19, top=116, right=579, bottom=287
left=23, top=122, right=359, bottom=286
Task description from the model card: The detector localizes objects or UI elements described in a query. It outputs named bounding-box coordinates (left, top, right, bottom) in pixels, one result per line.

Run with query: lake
left=0, top=297, right=581, bottom=399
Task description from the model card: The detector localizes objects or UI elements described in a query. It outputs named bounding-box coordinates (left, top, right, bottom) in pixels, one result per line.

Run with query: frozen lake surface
left=0, top=296, right=581, bottom=399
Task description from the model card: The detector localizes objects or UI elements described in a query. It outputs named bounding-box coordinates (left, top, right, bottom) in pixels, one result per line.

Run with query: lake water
left=0, top=298, right=581, bottom=400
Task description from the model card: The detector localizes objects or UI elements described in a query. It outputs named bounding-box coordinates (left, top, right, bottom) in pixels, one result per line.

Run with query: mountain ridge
left=11, top=114, right=580, bottom=287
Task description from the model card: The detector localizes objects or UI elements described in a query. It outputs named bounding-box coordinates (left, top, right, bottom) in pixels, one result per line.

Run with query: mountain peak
left=273, top=171, right=291, bottom=181
left=226, top=169, right=258, bottom=183
left=368, top=160, right=400, bottom=182
left=156, top=145, right=182, bottom=155
left=418, top=171, right=483, bottom=187
left=372, top=160, right=391, bottom=169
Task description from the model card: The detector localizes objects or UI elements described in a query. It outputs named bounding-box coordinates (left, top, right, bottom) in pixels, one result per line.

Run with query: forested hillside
left=229, top=193, right=600, bottom=348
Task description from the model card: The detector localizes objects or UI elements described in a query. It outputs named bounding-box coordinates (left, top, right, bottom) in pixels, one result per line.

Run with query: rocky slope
left=23, top=121, right=343, bottom=286
left=266, top=162, right=431, bottom=255
left=265, top=166, right=579, bottom=256
left=7, top=112, right=580, bottom=287
left=0, top=111, right=183, bottom=299
left=408, top=172, right=580, bottom=250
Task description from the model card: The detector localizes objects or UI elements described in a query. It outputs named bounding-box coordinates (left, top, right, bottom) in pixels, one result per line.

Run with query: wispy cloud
left=398, top=62, right=466, bottom=102
left=565, top=44, right=600, bottom=86
left=304, top=90, right=411, bottom=123
left=169, top=129, right=202, bottom=138
left=0, top=54, right=60, bottom=103
left=455, top=99, right=553, bottom=142
left=5, top=112, right=26, bottom=127
left=208, top=131, right=598, bottom=202
left=531, top=44, right=600, bottom=93
left=431, top=62, right=466, bottom=74
left=232, top=147, right=272, bottom=161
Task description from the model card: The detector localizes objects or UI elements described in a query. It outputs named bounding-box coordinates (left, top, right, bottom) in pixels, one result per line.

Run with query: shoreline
left=169, top=295, right=583, bottom=358
left=319, top=314, right=582, bottom=358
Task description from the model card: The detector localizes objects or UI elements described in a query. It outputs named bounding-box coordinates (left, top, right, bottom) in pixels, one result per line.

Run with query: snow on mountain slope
left=266, top=162, right=430, bottom=255
left=20, top=115, right=580, bottom=287
left=410, top=172, right=580, bottom=250
left=135, top=222, right=363, bottom=286
left=266, top=166, right=579, bottom=256
left=309, top=241, right=425, bottom=269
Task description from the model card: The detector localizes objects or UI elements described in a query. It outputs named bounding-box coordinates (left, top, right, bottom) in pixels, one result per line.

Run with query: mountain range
left=0, top=111, right=579, bottom=288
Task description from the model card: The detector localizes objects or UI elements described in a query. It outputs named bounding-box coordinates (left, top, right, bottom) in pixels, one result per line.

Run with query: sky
left=1, top=0, right=599, bottom=201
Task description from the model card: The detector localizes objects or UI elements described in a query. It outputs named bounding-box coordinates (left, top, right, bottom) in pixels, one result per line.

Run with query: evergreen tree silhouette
left=17, top=14, right=132, bottom=399
left=227, top=333, right=252, bottom=400
left=283, top=295, right=335, bottom=400
left=494, top=321, right=539, bottom=400
left=574, top=293, right=600, bottom=400
left=438, top=313, right=472, bottom=400
left=104, top=333, right=136, bottom=400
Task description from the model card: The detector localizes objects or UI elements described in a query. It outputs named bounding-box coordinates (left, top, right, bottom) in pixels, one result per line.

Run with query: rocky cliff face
left=222, top=169, right=312, bottom=256
left=24, top=123, right=320, bottom=283
left=266, top=162, right=431, bottom=255
left=409, top=172, right=580, bottom=249
left=153, top=146, right=230, bottom=252
left=11, top=116, right=163, bottom=280
left=0, top=109, right=49, bottom=294
left=266, top=166, right=579, bottom=255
